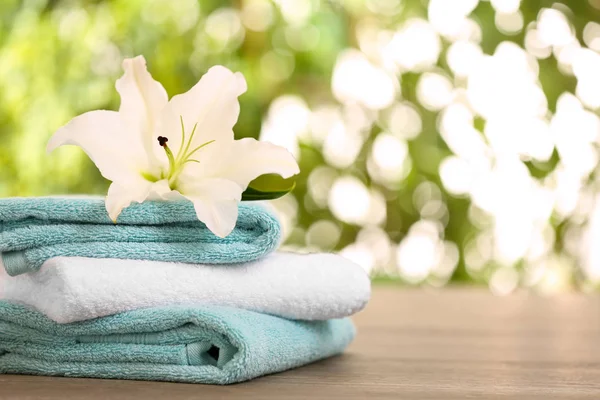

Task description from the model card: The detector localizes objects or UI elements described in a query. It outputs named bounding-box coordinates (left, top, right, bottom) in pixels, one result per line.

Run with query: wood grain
left=2, top=288, right=600, bottom=399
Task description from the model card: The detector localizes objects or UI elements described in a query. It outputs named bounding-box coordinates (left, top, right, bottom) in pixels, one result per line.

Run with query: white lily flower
left=47, top=56, right=300, bottom=237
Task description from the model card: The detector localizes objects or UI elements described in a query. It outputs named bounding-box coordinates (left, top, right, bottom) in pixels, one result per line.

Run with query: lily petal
left=180, top=138, right=300, bottom=189
left=116, top=56, right=168, bottom=167
left=47, top=110, right=144, bottom=182
left=158, top=66, right=247, bottom=157
left=106, top=179, right=178, bottom=222
left=178, top=178, right=243, bottom=237
left=106, top=181, right=150, bottom=223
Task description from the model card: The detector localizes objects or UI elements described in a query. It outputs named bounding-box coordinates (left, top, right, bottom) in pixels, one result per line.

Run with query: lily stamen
left=157, top=136, right=176, bottom=179
left=185, top=139, right=215, bottom=159
left=157, top=119, right=216, bottom=187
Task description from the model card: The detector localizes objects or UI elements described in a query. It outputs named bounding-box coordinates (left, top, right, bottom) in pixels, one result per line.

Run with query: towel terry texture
left=0, top=197, right=280, bottom=276
left=0, top=301, right=355, bottom=384
left=0, top=252, right=371, bottom=323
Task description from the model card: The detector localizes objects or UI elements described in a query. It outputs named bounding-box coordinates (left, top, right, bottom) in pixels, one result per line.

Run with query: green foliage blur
left=2, top=0, right=600, bottom=290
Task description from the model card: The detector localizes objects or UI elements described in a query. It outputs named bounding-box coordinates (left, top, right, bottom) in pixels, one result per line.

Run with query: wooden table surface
left=2, top=287, right=600, bottom=399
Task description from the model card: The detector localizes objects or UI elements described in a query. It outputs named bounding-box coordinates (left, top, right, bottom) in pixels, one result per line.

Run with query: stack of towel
left=0, top=197, right=370, bottom=384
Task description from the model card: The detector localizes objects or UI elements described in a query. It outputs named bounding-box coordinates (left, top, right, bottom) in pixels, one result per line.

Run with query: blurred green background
left=2, top=0, right=600, bottom=293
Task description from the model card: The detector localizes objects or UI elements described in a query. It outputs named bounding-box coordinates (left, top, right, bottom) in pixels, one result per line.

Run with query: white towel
left=0, top=252, right=370, bottom=324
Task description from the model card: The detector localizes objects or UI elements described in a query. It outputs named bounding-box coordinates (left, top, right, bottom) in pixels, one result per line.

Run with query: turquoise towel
left=0, top=197, right=280, bottom=276
left=0, top=301, right=355, bottom=384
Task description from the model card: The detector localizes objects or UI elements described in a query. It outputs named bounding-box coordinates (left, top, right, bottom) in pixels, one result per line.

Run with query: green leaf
left=241, top=174, right=297, bottom=201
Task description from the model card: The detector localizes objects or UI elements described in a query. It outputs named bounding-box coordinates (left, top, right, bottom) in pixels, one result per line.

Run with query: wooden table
left=2, top=288, right=600, bottom=399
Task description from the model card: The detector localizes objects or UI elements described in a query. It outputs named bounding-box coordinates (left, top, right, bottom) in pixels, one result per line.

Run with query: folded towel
left=0, top=252, right=370, bottom=323
left=0, top=301, right=354, bottom=384
left=0, top=197, right=280, bottom=276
